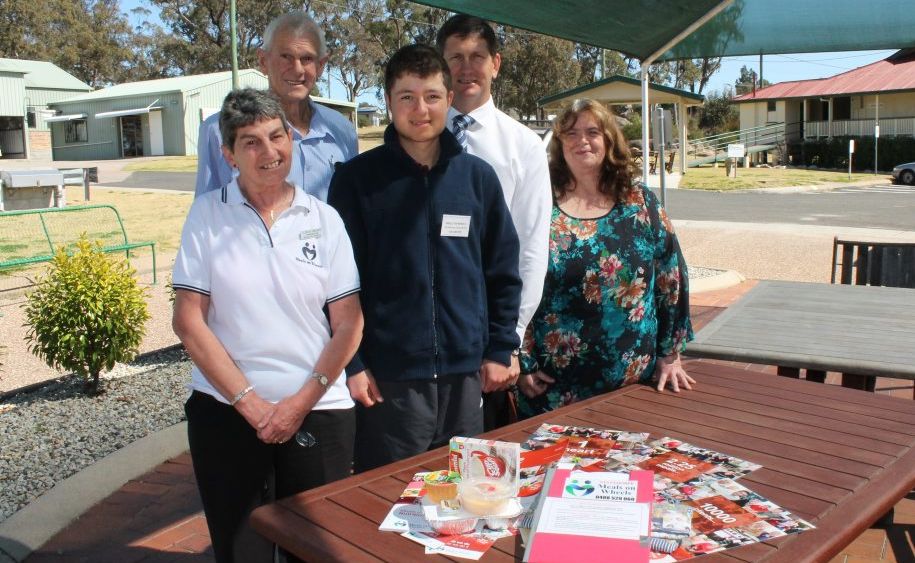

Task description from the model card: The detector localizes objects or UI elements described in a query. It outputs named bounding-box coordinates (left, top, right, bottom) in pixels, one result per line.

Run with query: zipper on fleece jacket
left=424, top=173, right=440, bottom=378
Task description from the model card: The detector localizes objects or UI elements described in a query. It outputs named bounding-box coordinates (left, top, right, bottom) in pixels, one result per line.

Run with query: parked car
left=891, top=161, right=915, bottom=185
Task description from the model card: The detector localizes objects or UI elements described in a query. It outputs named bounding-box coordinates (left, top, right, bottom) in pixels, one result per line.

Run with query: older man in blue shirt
left=195, top=11, right=358, bottom=200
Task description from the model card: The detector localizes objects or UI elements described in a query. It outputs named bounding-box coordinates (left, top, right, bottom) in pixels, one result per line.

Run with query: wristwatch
left=311, top=371, right=330, bottom=390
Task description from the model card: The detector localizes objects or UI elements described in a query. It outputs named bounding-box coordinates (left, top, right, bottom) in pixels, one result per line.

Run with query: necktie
left=452, top=114, right=475, bottom=151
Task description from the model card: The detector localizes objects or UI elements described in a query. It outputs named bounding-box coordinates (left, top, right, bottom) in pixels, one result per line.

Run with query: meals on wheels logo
left=564, top=477, right=595, bottom=497
left=297, top=241, right=321, bottom=266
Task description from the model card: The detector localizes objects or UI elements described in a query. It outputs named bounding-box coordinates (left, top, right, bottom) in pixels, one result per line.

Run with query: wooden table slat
left=589, top=398, right=883, bottom=477
left=656, top=387, right=911, bottom=453
left=686, top=364, right=915, bottom=423
left=621, top=391, right=905, bottom=461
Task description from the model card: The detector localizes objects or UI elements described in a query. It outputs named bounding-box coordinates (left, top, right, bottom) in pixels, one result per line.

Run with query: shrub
left=787, top=136, right=915, bottom=171
left=24, top=236, right=149, bottom=394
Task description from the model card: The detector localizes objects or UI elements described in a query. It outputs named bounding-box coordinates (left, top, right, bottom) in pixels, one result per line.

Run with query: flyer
left=523, top=467, right=654, bottom=563
left=650, top=477, right=816, bottom=561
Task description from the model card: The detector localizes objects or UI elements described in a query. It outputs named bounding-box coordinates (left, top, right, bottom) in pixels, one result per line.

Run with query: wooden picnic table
left=250, top=360, right=915, bottom=562
left=686, top=280, right=915, bottom=382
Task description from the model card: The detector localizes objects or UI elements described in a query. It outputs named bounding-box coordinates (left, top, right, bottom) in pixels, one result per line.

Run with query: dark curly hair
left=548, top=99, right=637, bottom=202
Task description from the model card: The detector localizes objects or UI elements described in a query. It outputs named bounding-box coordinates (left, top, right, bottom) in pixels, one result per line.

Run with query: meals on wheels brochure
left=523, top=466, right=655, bottom=562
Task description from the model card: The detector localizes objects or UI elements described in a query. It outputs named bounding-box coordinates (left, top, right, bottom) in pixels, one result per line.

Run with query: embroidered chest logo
left=296, top=241, right=322, bottom=267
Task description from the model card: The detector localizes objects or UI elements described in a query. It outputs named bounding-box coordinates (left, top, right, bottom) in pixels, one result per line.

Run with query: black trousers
left=353, top=372, right=482, bottom=473
left=482, top=390, right=512, bottom=431
left=185, top=391, right=355, bottom=563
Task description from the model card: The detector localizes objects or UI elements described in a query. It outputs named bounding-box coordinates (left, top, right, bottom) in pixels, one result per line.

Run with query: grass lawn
left=67, top=188, right=193, bottom=253
left=679, top=167, right=886, bottom=190
left=122, top=156, right=198, bottom=172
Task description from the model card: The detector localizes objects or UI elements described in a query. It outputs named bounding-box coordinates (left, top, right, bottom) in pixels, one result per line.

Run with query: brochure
left=523, top=467, right=654, bottom=563
left=378, top=472, right=435, bottom=533
left=521, top=425, right=762, bottom=492
left=650, top=477, right=816, bottom=561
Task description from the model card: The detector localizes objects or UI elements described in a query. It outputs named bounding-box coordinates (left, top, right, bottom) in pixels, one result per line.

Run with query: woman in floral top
left=516, top=99, right=694, bottom=418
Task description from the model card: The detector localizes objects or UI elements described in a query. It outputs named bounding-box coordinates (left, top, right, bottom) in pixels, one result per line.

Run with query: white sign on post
left=727, top=144, right=746, bottom=158
left=875, top=125, right=880, bottom=138
left=652, top=108, right=672, bottom=149
left=849, top=139, right=855, bottom=153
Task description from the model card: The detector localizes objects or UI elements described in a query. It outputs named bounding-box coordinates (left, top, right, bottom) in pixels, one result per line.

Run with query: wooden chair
left=824, top=238, right=915, bottom=395
left=831, top=238, right=915, bottom=288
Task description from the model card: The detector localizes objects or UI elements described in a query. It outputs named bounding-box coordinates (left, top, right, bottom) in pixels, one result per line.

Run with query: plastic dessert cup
left=458, top=477, right=514, bottom=516
left=426, top=515, right=479, bottom=535
left=423, top=470, right=461, bottom=503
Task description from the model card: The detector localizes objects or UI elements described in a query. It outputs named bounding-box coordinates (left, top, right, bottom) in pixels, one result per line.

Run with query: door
left=148, top=110, right=164, bottom=156
left=120, top=115, right=144, bottom=157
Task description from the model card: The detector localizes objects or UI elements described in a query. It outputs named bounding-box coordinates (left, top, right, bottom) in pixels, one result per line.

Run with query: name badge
left=441, top=214, right=471, bottom=237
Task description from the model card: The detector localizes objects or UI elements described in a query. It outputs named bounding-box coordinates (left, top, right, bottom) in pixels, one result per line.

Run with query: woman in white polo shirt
left=172, top=88, right=363, bottom=563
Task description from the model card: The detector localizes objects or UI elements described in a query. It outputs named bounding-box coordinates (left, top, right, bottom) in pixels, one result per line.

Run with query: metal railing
left=805, top=117, right=915, bottom=138
left=686, top=122, right=791, bottom=166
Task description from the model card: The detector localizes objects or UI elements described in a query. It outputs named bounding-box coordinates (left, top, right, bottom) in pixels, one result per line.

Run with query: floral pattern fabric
left=517, top=186, right=693, bottom=418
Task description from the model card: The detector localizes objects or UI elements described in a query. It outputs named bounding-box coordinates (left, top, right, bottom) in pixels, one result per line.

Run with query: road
left=659, top=183, right=915, bottom=231
left=92, top=170, right=914, bottom=232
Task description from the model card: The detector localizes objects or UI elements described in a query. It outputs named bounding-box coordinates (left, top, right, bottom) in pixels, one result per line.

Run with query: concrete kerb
left=0, top=422, right=189, bottom=563
left=731, top=177, right=892, bottom=194
left=690, top=269, right=745, bottom=293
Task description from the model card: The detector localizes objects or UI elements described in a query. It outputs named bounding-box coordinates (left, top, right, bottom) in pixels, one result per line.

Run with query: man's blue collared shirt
left=194, top=99, right=358, bottom=201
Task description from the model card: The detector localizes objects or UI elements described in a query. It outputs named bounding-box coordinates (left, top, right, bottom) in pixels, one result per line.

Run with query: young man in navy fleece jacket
left=328, top=44, right=521, bottom=472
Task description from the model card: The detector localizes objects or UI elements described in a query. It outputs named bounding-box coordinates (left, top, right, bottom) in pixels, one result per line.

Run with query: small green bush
left=24, top=236, right=149, bottom=393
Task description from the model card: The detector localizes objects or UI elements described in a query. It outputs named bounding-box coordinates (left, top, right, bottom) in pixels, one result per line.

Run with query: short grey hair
left=262, top=11, right=327, bottom=59
left=219, top=88, right=289, bottom=150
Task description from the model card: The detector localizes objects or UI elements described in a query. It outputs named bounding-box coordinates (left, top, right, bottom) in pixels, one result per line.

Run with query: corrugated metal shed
left=0, top=58, right=90, bottom=91
left=0, top=70, right=27, bottom=116
left=734, top=50, right=915, bottom=102
left=57, top=70, right=265, bottom=103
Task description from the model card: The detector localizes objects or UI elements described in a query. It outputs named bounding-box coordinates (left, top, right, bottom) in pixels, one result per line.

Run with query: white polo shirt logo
left=299, top=241, right=322, bottom=267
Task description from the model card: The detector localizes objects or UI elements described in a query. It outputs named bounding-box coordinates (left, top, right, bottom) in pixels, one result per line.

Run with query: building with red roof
left=733, top=49, right=915, bottom=145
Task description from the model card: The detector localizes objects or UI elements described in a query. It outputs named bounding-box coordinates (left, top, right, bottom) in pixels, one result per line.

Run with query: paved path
left=12, top=282, right=914, bottom=563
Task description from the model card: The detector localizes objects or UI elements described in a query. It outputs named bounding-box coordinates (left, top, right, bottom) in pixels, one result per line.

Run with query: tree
left=149, top=0, right=299, bottom=75
left=313, top=0, right=386, bottom=102
left=735, top=64, right=771, bottom=95
left=671, top=57, right=721, bottom=94
left=0, top=0, right=135, bottom=87
left=496, top=29, right=579, bottom=118
left=24, top=237, right=149, bottom=394
left=698, top=87, right=739, bottom=134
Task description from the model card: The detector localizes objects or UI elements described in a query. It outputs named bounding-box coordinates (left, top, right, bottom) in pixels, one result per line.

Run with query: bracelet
left=229, top=385, right=254, bottom=405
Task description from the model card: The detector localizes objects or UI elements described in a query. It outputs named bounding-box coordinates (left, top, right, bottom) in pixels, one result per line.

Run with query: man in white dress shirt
left=437, top=15, right=552, bottom=430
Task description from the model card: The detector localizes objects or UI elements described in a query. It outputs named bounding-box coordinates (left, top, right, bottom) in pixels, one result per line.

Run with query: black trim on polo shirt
left=326, top=287, right=360, bottom=304
left=221, top=185, right=227, bottom=203
left=172, top=283, right=211, bottom=296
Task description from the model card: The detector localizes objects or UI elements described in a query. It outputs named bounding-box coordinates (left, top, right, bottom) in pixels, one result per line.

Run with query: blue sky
left=119, top=1, right=896, bottom=102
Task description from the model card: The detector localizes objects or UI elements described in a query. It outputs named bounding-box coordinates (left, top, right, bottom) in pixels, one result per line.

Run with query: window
left=65, top=119, right=87, bottom=143
left=767, top=100, right=776, bottom=112
left=833, top=97, right=851, bottom=120
left=27, top=109, right=36, bottom=128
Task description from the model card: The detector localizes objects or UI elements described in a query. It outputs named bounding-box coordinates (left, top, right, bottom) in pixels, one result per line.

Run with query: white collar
left=224, top=179, right=311, bottom=214
left=449, top=97, right=496, bottom=129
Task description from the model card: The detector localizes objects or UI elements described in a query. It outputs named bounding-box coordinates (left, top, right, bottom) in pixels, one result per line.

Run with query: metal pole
left=657, top=106, right=667, bottom=206
left=874, top=93, right=879, bottom=175
left=230, top=0, right=239, bottom=89
left=640, top=65, right=650, bottom=187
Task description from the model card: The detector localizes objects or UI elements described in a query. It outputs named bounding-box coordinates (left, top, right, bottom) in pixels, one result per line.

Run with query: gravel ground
left=0, top=347, right=190, bottom=523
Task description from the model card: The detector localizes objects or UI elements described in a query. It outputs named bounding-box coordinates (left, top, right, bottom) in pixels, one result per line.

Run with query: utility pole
left=230, top=0, right=239, bottom=88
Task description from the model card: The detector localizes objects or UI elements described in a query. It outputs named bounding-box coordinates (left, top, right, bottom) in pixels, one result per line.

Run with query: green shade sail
left=414, top=0, right=915, bottom=61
